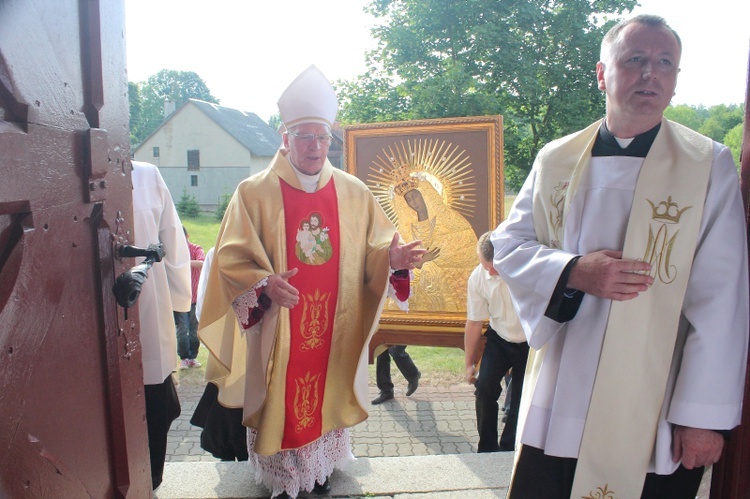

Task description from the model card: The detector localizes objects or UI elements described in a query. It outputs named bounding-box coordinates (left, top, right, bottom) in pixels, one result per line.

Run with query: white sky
left=124, top=0, right=749, bottom=122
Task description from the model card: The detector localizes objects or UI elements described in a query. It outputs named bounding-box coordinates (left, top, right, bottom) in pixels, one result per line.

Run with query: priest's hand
left=567, top=250, right=653, bottom=301
left=264, top=268, right=300, bottom=309
left=388, top=232, right=427, bottom=270
left=672, top=425, right=724, bottom=469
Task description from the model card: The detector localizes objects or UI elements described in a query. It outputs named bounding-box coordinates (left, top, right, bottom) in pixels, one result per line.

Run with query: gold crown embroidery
left=648, top=196, right=691, bottom=224
left=642, top=196, right=691, bottom=285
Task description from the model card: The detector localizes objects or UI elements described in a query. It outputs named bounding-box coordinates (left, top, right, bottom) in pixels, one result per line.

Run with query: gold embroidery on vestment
left=299, top=288, right=330, bottom=351
left=548, top=181, right=568, bottom=249
left=642, top=197, right=692, bottom=285
left=293, top=371, right=320, bottom=432
left=582, top=483, right=615, bottom=499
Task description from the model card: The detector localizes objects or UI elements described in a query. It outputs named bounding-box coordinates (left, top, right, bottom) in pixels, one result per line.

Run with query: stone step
left=155, top=452, right=515, bottom=498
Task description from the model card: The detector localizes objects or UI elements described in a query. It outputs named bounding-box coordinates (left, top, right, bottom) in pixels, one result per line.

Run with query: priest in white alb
left=492, top=15, right=748, bottom=499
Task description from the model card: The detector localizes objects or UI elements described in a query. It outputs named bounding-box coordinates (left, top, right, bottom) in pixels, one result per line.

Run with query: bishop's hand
left=264, top=268, right=300, bottom=309
left=388, top=232, right=427, bottom=271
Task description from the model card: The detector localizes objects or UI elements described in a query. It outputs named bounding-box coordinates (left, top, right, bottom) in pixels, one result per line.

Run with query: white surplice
left=132, top=161, right=192, bottom=385
left=492, top=143, right=748, bottom=474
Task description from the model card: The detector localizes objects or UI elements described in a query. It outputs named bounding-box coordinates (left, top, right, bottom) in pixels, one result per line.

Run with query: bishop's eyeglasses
left=289, top=132, right=333, bottom=144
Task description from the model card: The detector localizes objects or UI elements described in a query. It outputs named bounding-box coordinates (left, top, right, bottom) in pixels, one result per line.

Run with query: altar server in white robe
left=492, top=14, right=748, bottom=499
left=132, top=160, right=192, bottom=489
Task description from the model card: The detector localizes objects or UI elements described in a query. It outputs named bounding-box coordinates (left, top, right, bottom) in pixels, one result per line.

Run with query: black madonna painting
left=344, top=116, right=504, bottom=329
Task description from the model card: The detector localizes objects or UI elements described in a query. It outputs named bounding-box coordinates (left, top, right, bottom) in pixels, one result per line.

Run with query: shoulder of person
left=664, top=118, right=718, bottom=150
left=538, top=119, right=603, bottom=160
left=236, top=166, right=276, bottom=193
left=468, top=264, right=484, bottom=283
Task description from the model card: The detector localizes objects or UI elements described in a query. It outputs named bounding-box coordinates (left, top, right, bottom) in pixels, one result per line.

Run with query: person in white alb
left=131, top=160, right=192, bottom=490
left=492, top=15, right=749, bottom=499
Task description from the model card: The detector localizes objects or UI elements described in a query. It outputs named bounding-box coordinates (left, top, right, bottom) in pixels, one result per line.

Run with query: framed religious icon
left=344, top=116, right=504, bottom=345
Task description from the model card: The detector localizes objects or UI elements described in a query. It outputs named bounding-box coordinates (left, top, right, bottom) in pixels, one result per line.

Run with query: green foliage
left=215, top=193, right=232, bottom=221
left=128, top=81, right=144, bottom=147
left=176, top=188, right=201, bottom=219
left=129, top=69, right=219, bottom=147
left=723, top=123, right=744, bottom=171
left=340, top=0, right=638, bottom=192
left=663, top=104, right=709, bottom=131
left=268, top=113, right=283, bottom=132
left=665, top=103, right=744, bottom=169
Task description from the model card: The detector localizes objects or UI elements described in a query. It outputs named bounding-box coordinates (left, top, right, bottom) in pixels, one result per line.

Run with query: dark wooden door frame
left=711, top=42, right=750, bottom=499
left=0, top=2, right=149, bottom=497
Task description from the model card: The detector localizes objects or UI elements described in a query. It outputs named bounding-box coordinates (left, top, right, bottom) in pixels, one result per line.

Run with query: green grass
left=182, top=214, right=221, bottom=252
left=176, top=345, right=466, bottom=389
left=394, top=345, right=465, bottom=386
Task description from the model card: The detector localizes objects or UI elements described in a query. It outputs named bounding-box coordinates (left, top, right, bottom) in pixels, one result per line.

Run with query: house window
left=187, top=149, right=200, bottom=170
left=152, top=146, right=160, bottom=158
left=191, top=175, right=198, bottom=187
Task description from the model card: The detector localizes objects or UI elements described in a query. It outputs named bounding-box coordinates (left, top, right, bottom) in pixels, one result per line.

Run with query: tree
left=215, top=193, right=232, bottom=221
left=176, top=188, right=201, bottom=218
left=129, top=69, right=219, bottom=147
left=663, top=104, right=708, bottom=132
left=128, top=81, right=144, bottom=147
left=665, top=103, right=744, bottom=169
left=723, top=123, right=744, bottom=171
left=338, top=0, right=637, bottom=191
left=698, top=104, right=743, bottom=141
left=268, top=113, right=283, bottom=132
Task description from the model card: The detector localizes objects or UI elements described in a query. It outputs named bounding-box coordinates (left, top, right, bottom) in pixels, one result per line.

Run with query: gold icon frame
left=344, top=116, right=504, bottom=348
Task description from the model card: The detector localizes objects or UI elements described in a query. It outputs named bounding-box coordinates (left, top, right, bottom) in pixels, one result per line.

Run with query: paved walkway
left=167, top=382, right=487, bottom=462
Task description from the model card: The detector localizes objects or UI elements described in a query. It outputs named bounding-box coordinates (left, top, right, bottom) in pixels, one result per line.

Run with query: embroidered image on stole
left=294, top=212, right=333, bottom=265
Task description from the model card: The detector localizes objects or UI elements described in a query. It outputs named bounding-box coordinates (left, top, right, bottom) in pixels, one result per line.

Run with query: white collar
left=290, top=163, right=321, bottom=193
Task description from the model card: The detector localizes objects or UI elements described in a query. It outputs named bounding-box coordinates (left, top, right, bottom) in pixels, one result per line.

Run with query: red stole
left=279, top=178, right=340, bottom=449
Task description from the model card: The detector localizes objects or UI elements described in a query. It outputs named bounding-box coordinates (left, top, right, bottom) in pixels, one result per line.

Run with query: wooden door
left=0, top=1, right=150, bottom=497
left=712, top=43, right=750, bottom=499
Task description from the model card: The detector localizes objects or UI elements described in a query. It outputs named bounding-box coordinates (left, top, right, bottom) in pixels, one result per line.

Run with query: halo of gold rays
left=367, top=138, right=476, bottom=227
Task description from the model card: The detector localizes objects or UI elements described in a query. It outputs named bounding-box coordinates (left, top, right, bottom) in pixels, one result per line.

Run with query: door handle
left=112, top=243, right=165, bottom=319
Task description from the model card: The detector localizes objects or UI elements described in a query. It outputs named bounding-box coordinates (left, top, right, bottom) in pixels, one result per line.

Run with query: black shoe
left=371, top=391, right=394, bottom=405
left=406, top=372, right=421, bottom=396
left=312, top=477, right=331, bottom=494
left=271, top=493, right=291, bottom=499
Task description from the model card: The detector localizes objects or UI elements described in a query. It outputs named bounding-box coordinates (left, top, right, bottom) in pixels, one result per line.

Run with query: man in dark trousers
left=372, top=346, right=421, bottom=404
left=464, top=231, right=528, bottom=452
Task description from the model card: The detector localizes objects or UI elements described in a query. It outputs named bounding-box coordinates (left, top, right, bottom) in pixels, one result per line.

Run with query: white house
left=133, top=98, right=281, bottom=210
